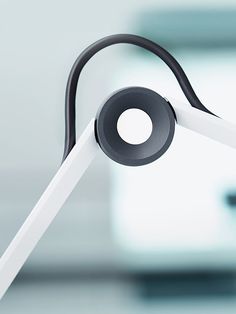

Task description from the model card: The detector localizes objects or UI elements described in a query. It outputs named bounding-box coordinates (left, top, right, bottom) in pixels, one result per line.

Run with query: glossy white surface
left=117, top=109, right=153, bottom=144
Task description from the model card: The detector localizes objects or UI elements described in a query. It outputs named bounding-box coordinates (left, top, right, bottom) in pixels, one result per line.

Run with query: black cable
left=63, top=34, right=215, bottom=161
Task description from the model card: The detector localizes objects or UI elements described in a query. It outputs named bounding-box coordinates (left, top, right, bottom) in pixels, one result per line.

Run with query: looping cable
left=63, top=33, right=215, bottom=161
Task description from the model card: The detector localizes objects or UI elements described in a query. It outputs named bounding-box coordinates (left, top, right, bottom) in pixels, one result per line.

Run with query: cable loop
left=63, top=34, right=215, bottom=161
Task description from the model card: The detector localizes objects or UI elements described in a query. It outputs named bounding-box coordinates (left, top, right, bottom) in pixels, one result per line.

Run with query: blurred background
left=1, top=0, right=236, bottom=313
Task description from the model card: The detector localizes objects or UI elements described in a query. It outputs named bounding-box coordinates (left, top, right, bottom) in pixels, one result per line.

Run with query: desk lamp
left=0, top=34, right=236, bottom=299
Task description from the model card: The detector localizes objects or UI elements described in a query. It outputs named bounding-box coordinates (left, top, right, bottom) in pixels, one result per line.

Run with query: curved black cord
left=63, top=34, right=215, bottom=161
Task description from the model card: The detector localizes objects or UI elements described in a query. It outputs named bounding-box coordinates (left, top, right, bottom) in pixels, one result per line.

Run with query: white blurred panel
left=111, top=50, right=236, bottom=270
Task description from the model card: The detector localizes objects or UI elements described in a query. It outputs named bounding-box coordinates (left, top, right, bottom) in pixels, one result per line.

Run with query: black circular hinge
left=95, top=87, right=176, bottom=166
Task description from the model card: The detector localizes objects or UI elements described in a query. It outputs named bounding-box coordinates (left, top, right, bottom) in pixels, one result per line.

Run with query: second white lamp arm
left=169, top=98, right=236, bottom=149
left=0, top=119, right=99, bottom=300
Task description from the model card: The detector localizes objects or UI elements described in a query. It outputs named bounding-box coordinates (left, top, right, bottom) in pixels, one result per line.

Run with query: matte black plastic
left=95, top=87, right=175, bottom=166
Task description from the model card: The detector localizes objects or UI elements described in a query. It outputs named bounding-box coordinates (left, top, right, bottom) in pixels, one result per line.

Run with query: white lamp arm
left=0, top=119, right=99, bottom=300
left=169, top=98, right=236, bottom=149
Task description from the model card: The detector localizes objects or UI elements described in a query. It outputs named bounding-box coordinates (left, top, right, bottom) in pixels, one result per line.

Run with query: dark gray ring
left=95, top=87, right=175, bottom=166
